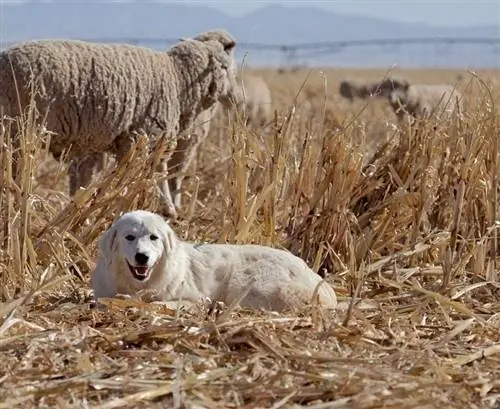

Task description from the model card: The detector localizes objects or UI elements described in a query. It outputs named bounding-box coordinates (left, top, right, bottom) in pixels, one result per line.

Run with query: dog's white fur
left=92, top=210, right=337, bottom=312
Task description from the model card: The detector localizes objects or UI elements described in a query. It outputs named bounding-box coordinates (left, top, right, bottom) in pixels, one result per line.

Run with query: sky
left=200, top=0, right=500, bottom=28
left=1, top=0, right=499, bottom=28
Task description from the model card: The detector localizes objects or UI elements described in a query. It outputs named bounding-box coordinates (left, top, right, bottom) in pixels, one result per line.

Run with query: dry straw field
left=1, top=65, right=500, bottom=408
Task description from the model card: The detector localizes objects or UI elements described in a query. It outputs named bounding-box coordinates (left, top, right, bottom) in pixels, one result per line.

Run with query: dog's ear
left=99, top=222, right=119, bottom=266
left=160, top=219, right=177, bottom=253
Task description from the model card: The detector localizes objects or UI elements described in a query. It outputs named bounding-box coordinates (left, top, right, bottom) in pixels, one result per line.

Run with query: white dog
left=92, top=210, right=337, bottom=312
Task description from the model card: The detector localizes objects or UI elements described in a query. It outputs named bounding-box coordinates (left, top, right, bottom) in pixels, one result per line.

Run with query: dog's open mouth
left=126, top=261, right=151, bottom=281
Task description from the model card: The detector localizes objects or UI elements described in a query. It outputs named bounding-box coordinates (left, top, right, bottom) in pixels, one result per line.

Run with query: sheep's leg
left=158, top=159, right=178, bottom=220
left=79, top=154, right=100, bottom=189
left=8, top=121, right=22, bottom=188
left=94, top=152, right=107, bottom=174
left=167, top=135, right=192, bottom=210
left=68, top=153, right=100, bottom=196
left=167, top=119, right=210, bottom=210
left=171, top=179, right=183, bottom=209
left=68, top=160, right=80, bottom=197
left=110, top=132, right=177, bottom=218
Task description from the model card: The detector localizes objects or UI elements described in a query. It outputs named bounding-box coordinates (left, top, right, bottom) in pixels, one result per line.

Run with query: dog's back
left=187, top=242, right=337, bottom=310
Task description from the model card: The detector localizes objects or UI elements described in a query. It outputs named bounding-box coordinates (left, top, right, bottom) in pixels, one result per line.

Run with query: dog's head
left=99, top=210, right=177, bottom=283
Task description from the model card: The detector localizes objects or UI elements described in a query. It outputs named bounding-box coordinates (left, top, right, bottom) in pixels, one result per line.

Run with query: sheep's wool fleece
left=397, top=85, right=462, bottom=118
left=238, top=75, right=272, bottom=126
left=0, top=37, right=230, bottom=159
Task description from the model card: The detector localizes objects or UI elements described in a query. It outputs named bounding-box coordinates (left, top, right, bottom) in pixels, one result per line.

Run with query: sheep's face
left=179, top=29, right=239, bottom=111
left=205, top=44, right=239, bottom=111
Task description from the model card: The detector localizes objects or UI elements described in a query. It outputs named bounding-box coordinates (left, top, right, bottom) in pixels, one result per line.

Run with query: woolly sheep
left=79, top=74, right=271, bottom=209
left=0, top=29, right=239, bottom=218
left=371, top=78, right=463, bottom=122
left=92, top=210, right=338, bottom=312
left=232, top=73, right=273, bottom=129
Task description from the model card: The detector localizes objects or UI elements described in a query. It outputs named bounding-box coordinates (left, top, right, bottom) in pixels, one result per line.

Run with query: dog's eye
left=150, top=234, right=159, bottom=241
left=125, top=235, right=135, bottom=241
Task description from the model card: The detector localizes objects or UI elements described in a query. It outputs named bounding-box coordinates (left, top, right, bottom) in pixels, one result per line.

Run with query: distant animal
left=92, top=210, right=338, bottom=312
left=339, top=80, right=371, bottom=102
left=232, top=73, right=273, bottom=129
left=369, top=77, right=463, bottom=122
left=0, top=29, right=239, bottom=219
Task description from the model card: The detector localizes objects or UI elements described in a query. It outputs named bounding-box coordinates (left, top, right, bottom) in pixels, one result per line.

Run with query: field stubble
left=0, top=67, right=500, bottom=408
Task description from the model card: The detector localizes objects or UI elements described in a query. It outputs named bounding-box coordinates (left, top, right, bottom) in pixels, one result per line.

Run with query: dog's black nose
left=135, top=252, right=149, bottom=265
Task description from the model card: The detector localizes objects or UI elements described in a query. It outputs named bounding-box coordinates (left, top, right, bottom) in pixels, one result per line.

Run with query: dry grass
left=1, top=66, right=500, bottom=408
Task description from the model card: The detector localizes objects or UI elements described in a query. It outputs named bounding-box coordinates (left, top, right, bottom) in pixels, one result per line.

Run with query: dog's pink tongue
left=134, top=266, right=148, bottom=276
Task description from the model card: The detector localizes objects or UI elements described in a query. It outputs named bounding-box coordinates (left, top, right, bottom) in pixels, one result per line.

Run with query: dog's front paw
left=114, top=293, right=133, bottom=300
left=138, top=289, right=162, bottom=303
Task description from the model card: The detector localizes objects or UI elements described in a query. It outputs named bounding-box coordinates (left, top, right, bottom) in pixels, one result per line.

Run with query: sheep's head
left=196, top=29, right=239, bottom=110
left=367, top=77, right=411, bottom=98
left=339, top=81, right=355, bottom=100
left=191, top=29, right=236, bottom=54
left=387, top=86, right=413, bottom=119
left=339, top=80, right=374, bottom=100
left=175, top=29, right=239, bottom=113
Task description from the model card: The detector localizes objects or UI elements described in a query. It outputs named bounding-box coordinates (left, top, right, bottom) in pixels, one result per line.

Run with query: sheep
left=92, top=210, right=338, bottom=313
left=0, top=29, right=239, bottom=219
left=370, top=77, right=463, bottom=122
left=232, top=73, right=273, bottom=129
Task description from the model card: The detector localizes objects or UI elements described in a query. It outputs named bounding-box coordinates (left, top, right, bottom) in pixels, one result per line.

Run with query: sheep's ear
left=99, top=223, right=119, bottom=266
left=223, top=40, right=236, bottom=53
left=178, top=37, right=190, bottom=42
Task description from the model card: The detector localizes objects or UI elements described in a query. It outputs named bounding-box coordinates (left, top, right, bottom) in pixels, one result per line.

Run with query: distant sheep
left=371, top=77, right=463, bottom=122
left=92, top=210, right=338, bottom=312
left=232, top=73, right=273, bottom=129
left=0, top=29, right=239, bottom=218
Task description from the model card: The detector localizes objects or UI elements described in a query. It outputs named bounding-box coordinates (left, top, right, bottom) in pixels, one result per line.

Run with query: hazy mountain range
left=1, top=1, right=499, bottom=68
